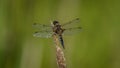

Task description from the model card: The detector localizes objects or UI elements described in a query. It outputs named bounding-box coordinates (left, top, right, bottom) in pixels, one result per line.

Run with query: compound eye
left=53, top=21, right=59, bottom=25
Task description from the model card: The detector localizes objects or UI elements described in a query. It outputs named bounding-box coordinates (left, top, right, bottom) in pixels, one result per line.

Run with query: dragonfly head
left=53, top=20, right=59, bottom=26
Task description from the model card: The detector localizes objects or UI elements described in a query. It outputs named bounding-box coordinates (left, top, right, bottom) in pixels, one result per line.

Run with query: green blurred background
left=0, top=0, right=120, bottom=68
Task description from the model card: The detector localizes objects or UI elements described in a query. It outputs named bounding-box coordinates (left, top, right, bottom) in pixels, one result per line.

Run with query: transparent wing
left=63, top=27, right=82, bottom=35
left=32, top=23, right=52, bottom=31
left=62, top=18, right=80, bottom=29
left=33, top=30, right=53, bottom=38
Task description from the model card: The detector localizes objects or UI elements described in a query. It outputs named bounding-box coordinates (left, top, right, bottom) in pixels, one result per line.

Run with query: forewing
left=62, top=18, right=80, bottom=29
left=32, top=23, right=51, bottom=31
left=33, top=30, right=53, bottom=38
left=63, top=27, right=82, bottom=35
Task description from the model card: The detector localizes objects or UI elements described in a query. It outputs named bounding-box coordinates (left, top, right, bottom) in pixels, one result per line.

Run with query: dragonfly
left=33, top=18, right=82, bottom=49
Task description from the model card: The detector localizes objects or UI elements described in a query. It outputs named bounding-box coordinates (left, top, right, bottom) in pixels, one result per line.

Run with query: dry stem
left=53, top=34, right=66, bottom=68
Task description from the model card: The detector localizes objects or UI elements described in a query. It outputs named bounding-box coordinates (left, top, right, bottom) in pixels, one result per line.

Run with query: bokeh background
left=0, top=0, right=120, bottom=68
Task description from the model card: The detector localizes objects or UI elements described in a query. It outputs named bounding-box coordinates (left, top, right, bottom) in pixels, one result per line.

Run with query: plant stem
left=53, top=34, right=66, bottom=68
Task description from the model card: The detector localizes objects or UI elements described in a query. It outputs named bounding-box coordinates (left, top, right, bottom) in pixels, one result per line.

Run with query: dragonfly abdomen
left=59, top=35, right=65, bottom=49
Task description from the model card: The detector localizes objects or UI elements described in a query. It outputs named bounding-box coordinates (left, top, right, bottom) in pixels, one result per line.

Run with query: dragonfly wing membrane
left=33, top=30, right=53, bottom=38
left=63, top=27, right=82, bottom=35
left=33, top=23, right=52, bottom=31
left=62, top=18, right=80, bottom=29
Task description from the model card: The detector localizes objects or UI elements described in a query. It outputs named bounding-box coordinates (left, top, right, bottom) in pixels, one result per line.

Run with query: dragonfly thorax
left=52, top=21, right=64, bottom=35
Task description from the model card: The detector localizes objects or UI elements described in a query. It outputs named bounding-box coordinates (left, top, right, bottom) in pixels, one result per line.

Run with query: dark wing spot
left=35, top=31, right=38, bottom=33
left=78, top=27, right=82, bottom=29
left=76, top=18, right=79, bottom=20
left=33, top=23, right=37, bottom=25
